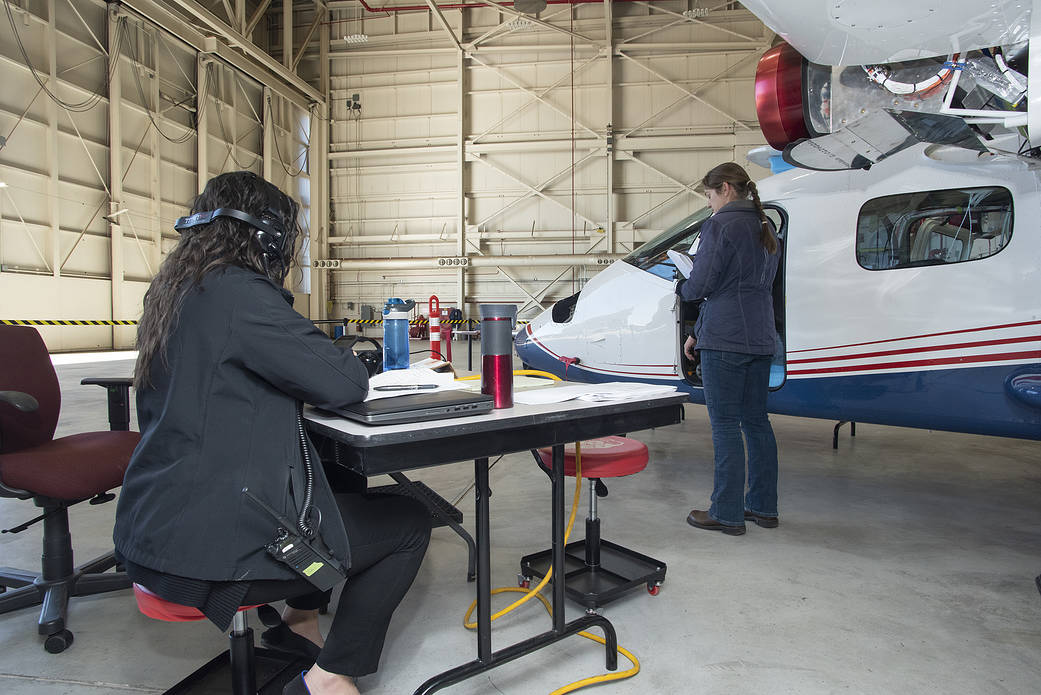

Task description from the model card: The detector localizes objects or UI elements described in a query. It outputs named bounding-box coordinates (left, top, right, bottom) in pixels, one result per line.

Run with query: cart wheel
left=647, top=583, right=661, bottom=596
left=518, top=577, right=531, bottom=589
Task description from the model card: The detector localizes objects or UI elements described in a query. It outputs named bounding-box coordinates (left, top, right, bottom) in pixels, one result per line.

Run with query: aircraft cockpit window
left=622, top=207, right=714, bottom=280
left=856, top=187, right=1013, bottom=270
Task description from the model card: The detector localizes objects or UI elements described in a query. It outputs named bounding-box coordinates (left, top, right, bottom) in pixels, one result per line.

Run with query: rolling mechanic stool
left=519, top=436, right=666, bottom=611
left=133, top=584, right=310, bottom=694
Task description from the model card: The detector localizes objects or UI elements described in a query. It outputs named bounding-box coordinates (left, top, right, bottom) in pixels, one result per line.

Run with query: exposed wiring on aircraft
left=863, top=56, right=957, bottom=97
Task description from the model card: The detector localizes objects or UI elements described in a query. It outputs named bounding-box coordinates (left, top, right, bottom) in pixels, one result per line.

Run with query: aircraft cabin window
left=856, top=186, right=1013, bottom=270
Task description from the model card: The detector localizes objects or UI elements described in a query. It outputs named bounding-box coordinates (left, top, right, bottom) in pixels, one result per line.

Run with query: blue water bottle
left=382, top=298, right=415, bottom=371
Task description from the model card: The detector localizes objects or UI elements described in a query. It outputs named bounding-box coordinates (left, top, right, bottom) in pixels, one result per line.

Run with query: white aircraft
left=515, top=0, right=1041, bottom=440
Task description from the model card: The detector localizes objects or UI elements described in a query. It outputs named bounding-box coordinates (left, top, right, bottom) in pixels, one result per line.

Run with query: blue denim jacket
left=679, top=199, right=779, bottom=355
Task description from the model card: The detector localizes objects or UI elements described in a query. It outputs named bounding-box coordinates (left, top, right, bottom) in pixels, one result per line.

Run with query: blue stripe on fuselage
left=515, top=331, right=1041, bottom=440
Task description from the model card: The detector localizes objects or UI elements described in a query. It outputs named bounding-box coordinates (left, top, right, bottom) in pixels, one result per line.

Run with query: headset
left=173, top=191, right=296, bottom=281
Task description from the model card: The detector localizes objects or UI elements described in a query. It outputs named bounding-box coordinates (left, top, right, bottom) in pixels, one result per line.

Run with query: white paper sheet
left=667, top=249, right=694, bottom=279
left=513, top=381, right=678, bottom=405
left=365, top=367, right=466, bottom=401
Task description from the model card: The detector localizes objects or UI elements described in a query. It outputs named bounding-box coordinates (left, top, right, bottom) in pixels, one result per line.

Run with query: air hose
left=453, top=369, right=642, bottom=694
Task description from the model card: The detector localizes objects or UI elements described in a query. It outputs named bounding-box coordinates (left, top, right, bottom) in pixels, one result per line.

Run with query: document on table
left=513, top=381, right=678, bottom=405
left=364, top=368, right=466, bottom=401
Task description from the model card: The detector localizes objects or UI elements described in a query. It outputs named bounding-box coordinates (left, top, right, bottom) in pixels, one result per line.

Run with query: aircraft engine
left=754, top=41, right=1033, bottom=170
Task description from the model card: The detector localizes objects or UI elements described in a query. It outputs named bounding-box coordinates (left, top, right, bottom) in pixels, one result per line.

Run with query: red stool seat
left=535, top=436, right=648, bottom=478
left=133, top=583, right=258, bottom=622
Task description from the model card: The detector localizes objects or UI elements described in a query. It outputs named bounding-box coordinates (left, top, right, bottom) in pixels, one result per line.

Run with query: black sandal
left=261, top=622, right=322, bottom=660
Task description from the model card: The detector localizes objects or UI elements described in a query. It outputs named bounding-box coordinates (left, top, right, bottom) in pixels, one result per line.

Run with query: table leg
left=474, top=457, right=492, bottom=661
left=410, top=453, right=619, bottom=695
left=551, top=444, right=566, bottom=632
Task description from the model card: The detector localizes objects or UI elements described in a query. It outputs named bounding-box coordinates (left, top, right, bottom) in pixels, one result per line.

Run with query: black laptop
left=323, top=390, right=495, bottom=425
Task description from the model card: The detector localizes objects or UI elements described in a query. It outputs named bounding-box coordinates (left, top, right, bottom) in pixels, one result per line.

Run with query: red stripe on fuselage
left=787, top=320, right=1041, bottom=355
left=787, top=335, right=1040, bottom=365
left=787, top=350, right=1041, bottom=376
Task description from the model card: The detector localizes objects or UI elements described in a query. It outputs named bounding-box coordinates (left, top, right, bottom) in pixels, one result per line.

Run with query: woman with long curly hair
left=115, top=171, right=430, bottom=695
left=678, top=162, right=781, bottom=537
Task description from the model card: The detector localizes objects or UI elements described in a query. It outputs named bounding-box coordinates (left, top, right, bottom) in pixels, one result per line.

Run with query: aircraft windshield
left=623, top=207, right=714, bottom=280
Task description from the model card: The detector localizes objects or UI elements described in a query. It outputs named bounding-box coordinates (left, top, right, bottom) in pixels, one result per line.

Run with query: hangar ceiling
left=0, top=0, right=770, bottom=350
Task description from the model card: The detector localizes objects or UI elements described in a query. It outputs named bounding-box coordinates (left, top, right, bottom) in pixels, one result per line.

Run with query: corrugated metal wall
left=0, top=0, right=313, bottom=351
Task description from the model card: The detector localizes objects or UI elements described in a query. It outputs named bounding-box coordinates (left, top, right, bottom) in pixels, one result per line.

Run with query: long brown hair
left=702, top=162, right=778, bottom=254
left=134, top=171, right=300, bottom=390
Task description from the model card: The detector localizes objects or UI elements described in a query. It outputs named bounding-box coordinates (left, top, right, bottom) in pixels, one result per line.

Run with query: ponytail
left=747, top=181, right=778, bottom=254
left=702, top=162, right=778, bottom=255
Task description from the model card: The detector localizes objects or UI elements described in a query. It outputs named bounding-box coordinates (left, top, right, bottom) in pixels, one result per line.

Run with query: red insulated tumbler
left=480, top=304, right=518, bottom=408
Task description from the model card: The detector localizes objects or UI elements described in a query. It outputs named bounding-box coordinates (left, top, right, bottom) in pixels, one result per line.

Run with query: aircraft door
left=764, top=206, right=787, bottom=390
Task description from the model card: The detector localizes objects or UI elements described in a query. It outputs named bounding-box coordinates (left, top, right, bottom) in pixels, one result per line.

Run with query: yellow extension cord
left=453, top=370, right=641, bottom=694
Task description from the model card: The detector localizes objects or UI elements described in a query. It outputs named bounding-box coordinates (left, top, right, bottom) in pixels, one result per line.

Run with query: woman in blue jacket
left=678, top=162, right=780, bottom=536
left=115, top=171, right=430, bottom=695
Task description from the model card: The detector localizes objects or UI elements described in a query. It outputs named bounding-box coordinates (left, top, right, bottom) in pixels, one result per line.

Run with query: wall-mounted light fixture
left=344, top=34, right=369, bottom=45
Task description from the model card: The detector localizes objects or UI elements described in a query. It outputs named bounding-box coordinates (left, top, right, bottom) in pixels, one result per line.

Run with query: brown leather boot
left=687, top=509, right=746, bottom=535
left=744, top=511, right=779, bottom=528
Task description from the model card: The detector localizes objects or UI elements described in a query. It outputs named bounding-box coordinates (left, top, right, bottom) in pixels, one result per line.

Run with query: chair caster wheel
left=647, top=582, right=662, bottom=596
left=44, top=629, right=73, bottom=653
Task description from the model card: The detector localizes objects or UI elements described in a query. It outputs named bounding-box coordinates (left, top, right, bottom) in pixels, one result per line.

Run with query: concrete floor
left=1, top=351, right=1040, bottom=694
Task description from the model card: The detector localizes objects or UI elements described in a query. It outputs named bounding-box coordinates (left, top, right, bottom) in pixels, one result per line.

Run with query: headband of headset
left=173, top=207, right=289, bottom=264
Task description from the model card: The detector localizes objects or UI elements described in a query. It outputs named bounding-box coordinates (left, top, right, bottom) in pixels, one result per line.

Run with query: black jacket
left=679, top=200, right=779, bottom=355
left=114, top=266, right=369, bottom=582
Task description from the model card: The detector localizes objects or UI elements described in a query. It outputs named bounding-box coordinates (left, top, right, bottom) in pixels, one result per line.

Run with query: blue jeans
left=699, top=349, right=778, bottom=526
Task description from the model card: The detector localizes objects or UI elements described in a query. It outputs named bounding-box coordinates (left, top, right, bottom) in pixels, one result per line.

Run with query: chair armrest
left=80, top=377, right=133, bottom=432
left=0, top=390, right=40, bottom=413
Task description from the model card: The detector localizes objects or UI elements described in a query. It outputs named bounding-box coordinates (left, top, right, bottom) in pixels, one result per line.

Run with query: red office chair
left=0, top=325, right=139, bottom=652
left=520, top=436, right=667, bottom=611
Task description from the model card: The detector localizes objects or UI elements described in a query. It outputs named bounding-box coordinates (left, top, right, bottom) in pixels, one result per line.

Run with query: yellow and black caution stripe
left=2, top=319, right=138, bottom=326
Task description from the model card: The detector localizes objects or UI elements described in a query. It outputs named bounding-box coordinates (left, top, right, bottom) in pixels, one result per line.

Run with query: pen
left=372, top=384, right=439, bottom=391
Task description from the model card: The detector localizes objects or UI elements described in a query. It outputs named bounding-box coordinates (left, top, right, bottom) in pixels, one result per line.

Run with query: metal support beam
left=197, top=54, right=209, bottom=192
left=469, top=154, right=599, bottom=229
left=245, top=0, right=272, bottom=38
left=604, top=0, right=615, bottom=253
left=477, top=0, right=597, bottom=46
left=108, top=6, right=126, bottom=347
left=474, top=150, right=599, bottom=230
left=292, top=10, right=324, bottom=73
left=133, top=0, right=323, bottom=105
left=263, top=86, right=274, bottom=182
left=469, top=54, right=600, bottom=140
left=618, top=50, right=752, bottom=130
left=425, top=0, right=462, bottom=51
left=46, top=0, right=60, bottom=279
left=456, top=27, right=466, bottom=311
left=283, top=0, right=293, bottom=69
left=310, top=15, right=331, bottom=321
